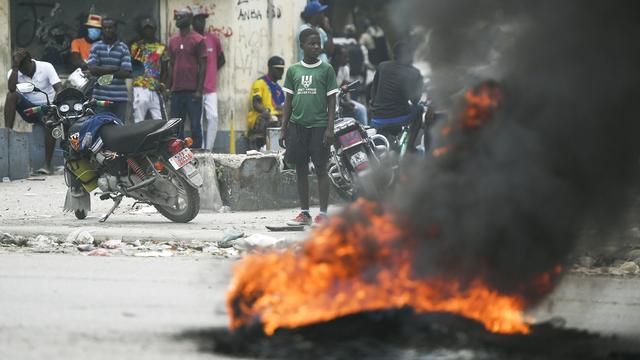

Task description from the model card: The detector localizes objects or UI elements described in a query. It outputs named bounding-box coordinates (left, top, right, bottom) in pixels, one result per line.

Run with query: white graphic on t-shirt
left=302, top=75, right=313, bottom=88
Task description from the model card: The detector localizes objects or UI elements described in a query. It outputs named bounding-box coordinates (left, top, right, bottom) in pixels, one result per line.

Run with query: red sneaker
left=287, top=212, right=312, bottom=226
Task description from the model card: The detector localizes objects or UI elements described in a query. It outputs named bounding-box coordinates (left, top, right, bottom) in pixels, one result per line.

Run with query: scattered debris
left=28, top=235, right=54, bottom=249
left=66, top=229, right=95, bottom=245
left=133, top=250, right=174, bottom=257
left=218, top=229, right=245, bottom=248
left=266, top=225, right=305, bottom=232
left=87, top=249, right=109, bottom=256
left=243, top=234, right=285, bottom=248
left=130, top=205, right=158, bottom=215
left=77, top=244, right=94, bottom=252
left=26, top=177, right=46, bottom=181
left=613, top=261, right=640, bottom=275
left=101, top=239, right=122, bottom=249
left=0, top=232, right=21, bottom=246
left=88, top=248, right=110, bottom=256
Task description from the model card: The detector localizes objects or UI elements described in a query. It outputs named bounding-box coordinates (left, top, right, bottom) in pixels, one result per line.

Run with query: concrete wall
left=164, top=0, right=306, bottom=152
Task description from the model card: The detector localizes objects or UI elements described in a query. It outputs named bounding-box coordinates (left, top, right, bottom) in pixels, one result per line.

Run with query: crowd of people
left=3, top=6, right=226, bottom=173
left=4, top=1, right=425, bottom=225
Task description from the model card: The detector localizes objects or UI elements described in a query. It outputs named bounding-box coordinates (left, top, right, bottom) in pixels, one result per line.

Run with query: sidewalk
left=0, top=175, right=314, bottom=244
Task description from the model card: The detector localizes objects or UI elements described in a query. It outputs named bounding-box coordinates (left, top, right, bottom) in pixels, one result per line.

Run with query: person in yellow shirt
left=247, top=56, right=285, bottom=150
left=70, top=14, right=102, bottom=71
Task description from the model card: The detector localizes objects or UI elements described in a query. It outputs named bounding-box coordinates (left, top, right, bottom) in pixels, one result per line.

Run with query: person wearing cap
left=130, top=18, right=168, bottom=122
left=167, top=8, right=207, bottom=149
left=192, top=6, right=225, bottom=150
left=70, top=14, right=102, bottom=71
left=87, top=17, right=133, bottom=122
left=246, top=56, right=285, bottom=150
left=297, top=0, right=334, bottom=63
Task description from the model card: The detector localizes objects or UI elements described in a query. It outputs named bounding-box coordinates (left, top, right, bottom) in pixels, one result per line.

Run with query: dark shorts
left=16, top=94, right=43, bottom=124
left=284, top=123, right=330, bottom=170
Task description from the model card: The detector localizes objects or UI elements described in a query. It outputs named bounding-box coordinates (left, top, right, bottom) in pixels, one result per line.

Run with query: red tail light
left=167, top=139, right=185, bottom=155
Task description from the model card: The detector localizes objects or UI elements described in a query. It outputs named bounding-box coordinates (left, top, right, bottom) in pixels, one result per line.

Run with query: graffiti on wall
left=237, top=0, right=282, bottom=21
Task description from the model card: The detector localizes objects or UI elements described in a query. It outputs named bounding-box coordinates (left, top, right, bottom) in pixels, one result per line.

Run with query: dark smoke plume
left=388, top=1, right=640, bottom=296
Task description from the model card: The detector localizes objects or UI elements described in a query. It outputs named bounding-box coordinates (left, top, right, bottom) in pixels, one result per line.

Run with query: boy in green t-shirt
left=280, top=28, right=339, bottom=226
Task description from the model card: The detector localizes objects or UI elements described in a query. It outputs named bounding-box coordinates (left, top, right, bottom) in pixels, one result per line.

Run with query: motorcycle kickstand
left=99, top=195, right=123, bottom=223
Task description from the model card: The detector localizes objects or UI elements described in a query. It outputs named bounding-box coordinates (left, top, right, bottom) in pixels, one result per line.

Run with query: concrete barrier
left=194, top=152, right=223, bottom=211
left=0, top=128, right=8, bottom=178
left=208, top=153, right=344, bottom=211
left=8, top=130, right=30, bottom=180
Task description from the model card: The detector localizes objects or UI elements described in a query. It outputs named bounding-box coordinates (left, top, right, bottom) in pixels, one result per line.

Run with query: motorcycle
left=17, top=79, right=203, bottom=223
left=328, top=81, right=390, bottom=200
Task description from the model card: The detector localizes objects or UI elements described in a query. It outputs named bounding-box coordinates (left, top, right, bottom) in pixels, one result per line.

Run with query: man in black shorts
left=279, top=28, right=338, bottom=226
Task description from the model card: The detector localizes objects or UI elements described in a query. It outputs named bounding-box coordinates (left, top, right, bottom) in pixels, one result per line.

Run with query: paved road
left=1, top=254, right=639, bottom=359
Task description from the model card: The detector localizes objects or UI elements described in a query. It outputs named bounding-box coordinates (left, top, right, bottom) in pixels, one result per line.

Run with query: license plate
left=350, top=151, right=369, bottom=171
left=168, top=148, right=194, bottom=170
left=339, top=130, right=363, bottom=148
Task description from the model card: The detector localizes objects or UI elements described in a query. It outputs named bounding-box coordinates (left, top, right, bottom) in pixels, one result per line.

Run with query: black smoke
left=389, top=0, right=640, bottom=297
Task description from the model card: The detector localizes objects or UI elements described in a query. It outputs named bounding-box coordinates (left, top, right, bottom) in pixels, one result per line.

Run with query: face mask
left=87, top=28, right=101, bottom=41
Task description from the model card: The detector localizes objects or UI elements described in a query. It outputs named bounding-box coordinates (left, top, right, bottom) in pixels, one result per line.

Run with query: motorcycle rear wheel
left=154, top=170, right=200, bottom=223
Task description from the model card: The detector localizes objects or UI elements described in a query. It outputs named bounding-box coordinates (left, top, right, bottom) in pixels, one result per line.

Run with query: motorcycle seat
left=101, top=120, right=166, bottom=153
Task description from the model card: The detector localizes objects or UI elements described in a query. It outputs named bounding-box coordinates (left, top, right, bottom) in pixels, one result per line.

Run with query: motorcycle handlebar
left=339, top=80, right=362, bottom=95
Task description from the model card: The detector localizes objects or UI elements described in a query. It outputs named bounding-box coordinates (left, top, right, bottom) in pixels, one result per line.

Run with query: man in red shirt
left=192, top=6, right=225, bottom=151
left=167, top=8, right=207, bottom=149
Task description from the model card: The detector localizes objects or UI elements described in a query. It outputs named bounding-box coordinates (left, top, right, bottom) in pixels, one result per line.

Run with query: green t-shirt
left=283, top=60, right=339, bottom=127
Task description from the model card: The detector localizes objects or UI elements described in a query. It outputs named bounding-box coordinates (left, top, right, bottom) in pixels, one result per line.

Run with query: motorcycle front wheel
left=154, top=169, right=200, bottom=223
left=74, top=209, right=87, bottom=220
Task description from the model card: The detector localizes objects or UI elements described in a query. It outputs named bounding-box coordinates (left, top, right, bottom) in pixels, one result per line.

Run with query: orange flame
left=228, top=200, right=557, bottom=336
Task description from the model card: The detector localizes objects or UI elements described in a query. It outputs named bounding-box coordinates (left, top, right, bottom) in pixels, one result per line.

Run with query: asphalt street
left=1, top=175, right=639, bottom=359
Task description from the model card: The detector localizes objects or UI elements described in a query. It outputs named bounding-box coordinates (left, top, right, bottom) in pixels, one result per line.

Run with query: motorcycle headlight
left=73, top=103, right=83, bottom=111
left=59, top=104, right=70, bottom=113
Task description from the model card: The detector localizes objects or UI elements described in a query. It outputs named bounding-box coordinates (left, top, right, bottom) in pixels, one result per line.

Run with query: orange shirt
left=71, top=38, right=92, bottom=61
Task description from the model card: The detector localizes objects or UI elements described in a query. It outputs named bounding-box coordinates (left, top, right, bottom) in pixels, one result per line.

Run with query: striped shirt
left=87, top=40, right=132, bottom=102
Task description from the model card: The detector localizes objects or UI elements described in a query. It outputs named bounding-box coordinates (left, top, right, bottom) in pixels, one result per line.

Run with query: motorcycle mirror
left=346, top=80, right=361, bottom=91
left=97, top=74, right=114, bottom=86
left=16, top=83, right=35, bottom=93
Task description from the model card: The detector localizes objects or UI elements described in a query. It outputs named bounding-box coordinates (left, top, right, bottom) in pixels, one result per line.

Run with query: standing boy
left=280, top=29, right=338, bottom=226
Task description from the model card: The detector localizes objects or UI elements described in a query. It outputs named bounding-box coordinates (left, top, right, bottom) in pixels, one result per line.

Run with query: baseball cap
left=192, top=5, right=210, bottom=18
left=174, top=8, right=192, bottom=18
left=140, top=18, right=156, bottom=29
left=268, top=56, right=285, bottom=68
left=303, top=1, right=328, bottom=17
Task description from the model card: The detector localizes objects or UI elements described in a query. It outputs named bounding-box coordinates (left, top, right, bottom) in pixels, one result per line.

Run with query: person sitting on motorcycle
left=4, top=48, right=62, bottom=175
left=369, top=41, right=423, bottom=152
left=331, top=45, right=368, bottom=126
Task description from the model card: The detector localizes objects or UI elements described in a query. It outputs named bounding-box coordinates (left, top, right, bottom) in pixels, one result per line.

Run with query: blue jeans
left=170, top=91, right=203, bottom=148
left=94, top=101, right=128, bottom=124
left=352, top=100, right=368, bottom=126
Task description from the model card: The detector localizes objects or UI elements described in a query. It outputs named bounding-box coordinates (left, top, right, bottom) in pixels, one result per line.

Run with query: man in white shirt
left=4, top=48, right=62, bottom=174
